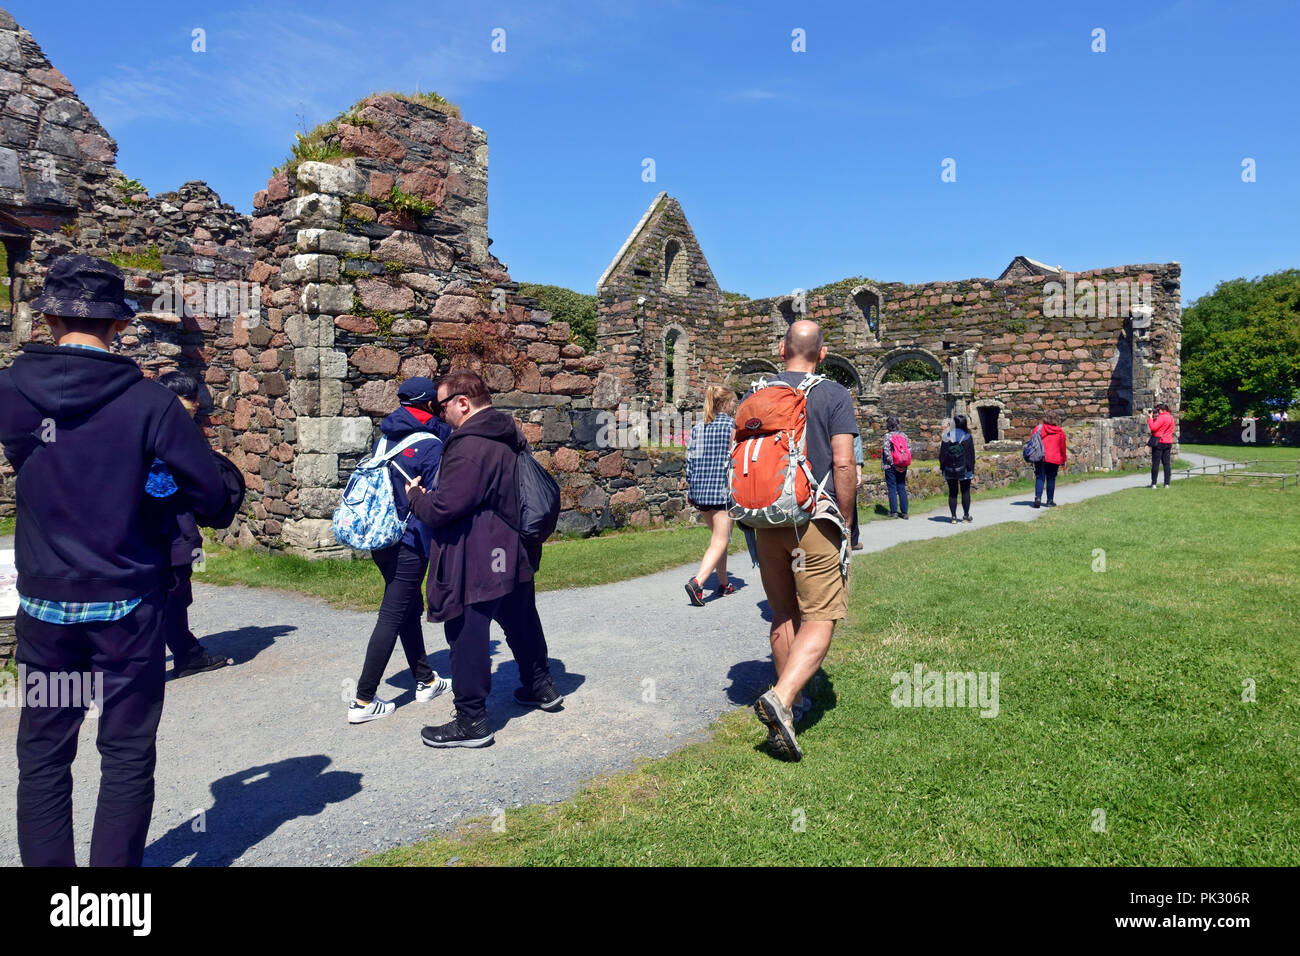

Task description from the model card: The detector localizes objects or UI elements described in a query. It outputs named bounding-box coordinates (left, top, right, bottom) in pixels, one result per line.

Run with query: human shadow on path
left=489, top=657, right=585, bottom=731
left=144, top=755, right=362, bottom=867
left=176, top=623, right=296, bottom=670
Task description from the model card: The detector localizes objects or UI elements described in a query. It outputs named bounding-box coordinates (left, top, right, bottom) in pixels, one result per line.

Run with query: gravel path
left=0, top=454, right=1230, bottom=865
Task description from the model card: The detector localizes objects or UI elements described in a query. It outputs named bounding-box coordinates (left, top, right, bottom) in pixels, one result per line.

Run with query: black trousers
left=162, top=565, right=202, bottom=669
left=947, top=478, right=972, bottom=517
left=1151, top=443, right=1172, bottom=486
left=356, top=542, right=435, bottom=703
left=443, top=579, right=551, bottom=724
left=15, top=590, right=166, bottom=867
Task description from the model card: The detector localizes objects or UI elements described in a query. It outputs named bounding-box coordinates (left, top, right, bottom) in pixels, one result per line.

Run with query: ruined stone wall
left=0, top=8, right=698, bottom=545
left=600, top=208, right=1181, bottom=469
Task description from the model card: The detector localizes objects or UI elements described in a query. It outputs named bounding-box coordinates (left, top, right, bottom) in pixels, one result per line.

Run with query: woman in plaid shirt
left=684, top=386, right=737, bottom=606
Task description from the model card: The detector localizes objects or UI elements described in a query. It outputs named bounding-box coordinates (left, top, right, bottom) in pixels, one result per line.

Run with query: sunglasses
left=435, top=393, right=466, bottom=415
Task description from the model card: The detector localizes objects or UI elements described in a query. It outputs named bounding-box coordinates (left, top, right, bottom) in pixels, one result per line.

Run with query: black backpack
left=514, top=444, right=560, bottom=566
left=942, top=433, right=968, bottom=476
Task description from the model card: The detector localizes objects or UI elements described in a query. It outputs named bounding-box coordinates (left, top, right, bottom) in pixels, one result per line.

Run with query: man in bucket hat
left=0, top=254, right=227, bottom=866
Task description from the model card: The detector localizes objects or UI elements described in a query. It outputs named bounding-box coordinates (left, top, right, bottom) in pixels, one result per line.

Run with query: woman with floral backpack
left=881, top=415, right=912, bottom=519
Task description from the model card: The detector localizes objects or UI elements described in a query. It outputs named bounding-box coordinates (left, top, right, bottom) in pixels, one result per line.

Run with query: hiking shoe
left=421, top=715, right=494, bottom=748
left=415, top=675, right=451, bottom=702
left=349, top=698, right=395, bottom=724
left=963, top=514, right=973, bottom=522
left=174, top=651, right=230, bottom=679
left=754, top=689, right=802, bottom=761
left=889, top=511, right=898, bottom=519
left=1032, top=499, right=1041, bottom=509
left=791, top=695, right=813, bottom=721
left=851, top=541, right=864, bottom=551
left=900, top=513, right=909, bottom=520
left=514, top=680, right=564, bottom=711
left=1046, top=500, right=1057, bottom=508
left=684, top=577, right=705, bottom=607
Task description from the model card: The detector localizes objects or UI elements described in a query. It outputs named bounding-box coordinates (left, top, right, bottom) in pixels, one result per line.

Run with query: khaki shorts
left=754, top=518, right=848, bottom=622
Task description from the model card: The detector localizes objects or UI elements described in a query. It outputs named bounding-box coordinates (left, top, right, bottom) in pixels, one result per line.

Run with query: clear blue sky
left=11, top=0, right=1298, bottom=303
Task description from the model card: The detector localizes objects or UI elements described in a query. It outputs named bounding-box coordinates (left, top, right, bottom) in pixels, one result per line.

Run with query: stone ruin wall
left=597, top=192, right=1181, bottom=482
left=0, top=8, right=689, bottom=542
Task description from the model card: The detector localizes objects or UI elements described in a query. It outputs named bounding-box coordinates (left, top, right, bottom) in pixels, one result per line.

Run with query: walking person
left=1031, top=410, right=1068, bottom=508
left=1147, top=402, right=1175, bottom=488
left=939, top=414, right=976, bottom=524
left=348, top=378, right=454, bottom=724
left=0, top=255, right=227, bottom=866
left=881, top=416, right=912, bottom=520
left=735, top=320, right=858, bottom=761
left=405, top=371, right=561, bottom=748
left=684, top=385, right=737, bottom=605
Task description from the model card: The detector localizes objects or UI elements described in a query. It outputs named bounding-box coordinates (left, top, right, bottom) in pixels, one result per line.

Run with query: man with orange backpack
left=728, top=320, right=859, bottom=761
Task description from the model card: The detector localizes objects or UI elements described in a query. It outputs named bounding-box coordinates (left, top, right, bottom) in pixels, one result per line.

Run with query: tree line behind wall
left=1181, top=268, right=1300, bottom=437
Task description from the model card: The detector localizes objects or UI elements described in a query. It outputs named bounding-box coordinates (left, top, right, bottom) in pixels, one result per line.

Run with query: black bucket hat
left=30, top=254, right=137, bottom=320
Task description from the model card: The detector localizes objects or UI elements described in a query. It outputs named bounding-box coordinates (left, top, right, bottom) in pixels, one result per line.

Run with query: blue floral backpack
left=331, top=433, right=434, bottom=551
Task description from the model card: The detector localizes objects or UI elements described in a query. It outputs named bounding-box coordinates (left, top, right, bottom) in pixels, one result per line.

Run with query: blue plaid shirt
left=686, top=414, right=734, bottom=507
left=16, top=341, right=145, bottom=625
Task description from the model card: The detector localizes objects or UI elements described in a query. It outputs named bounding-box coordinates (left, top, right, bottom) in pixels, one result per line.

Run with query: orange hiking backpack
left=727, top=374, right=834, bottom=528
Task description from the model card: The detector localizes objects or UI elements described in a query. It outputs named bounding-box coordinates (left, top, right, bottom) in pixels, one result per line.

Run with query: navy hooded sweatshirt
left=0, top=344, right=227, bottom=602
left=373, top=404, right=450, bottom=554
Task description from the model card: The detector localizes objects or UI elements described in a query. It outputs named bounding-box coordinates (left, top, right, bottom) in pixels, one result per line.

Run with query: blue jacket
left=374, top=406, right=450, bottom=554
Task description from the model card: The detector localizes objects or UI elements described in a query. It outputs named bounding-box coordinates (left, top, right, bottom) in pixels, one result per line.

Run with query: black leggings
left=947, top=478, right=971, bottom=517
left=1151, top=443, right=1171, bottom=486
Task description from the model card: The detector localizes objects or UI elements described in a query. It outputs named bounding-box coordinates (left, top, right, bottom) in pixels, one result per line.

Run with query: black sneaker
left=1032, top=500, right=1041, bottom=509
left=1047, top=500, right=1057, bottom=507
left=684, top=577, right=705, bottom=607
left=900, top=513, right=909, bottom=520
left=421, top=715, right=494, bottom=748
left=174, top=651, right=230, bottom=679
left=514, top=680, right=564, bottom=711
left=963, top=514, right=973, bottom=522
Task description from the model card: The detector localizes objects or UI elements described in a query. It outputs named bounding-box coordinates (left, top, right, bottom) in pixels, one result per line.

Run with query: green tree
left=515, top=283, right=598, bottom=353
left=881, top=359, right=941, bottom=382
left=1181, top=270, right=1300, bottom=430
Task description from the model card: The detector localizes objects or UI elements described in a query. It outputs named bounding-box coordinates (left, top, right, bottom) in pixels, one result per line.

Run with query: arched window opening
left=881, top=359, right=941, bottom=383
left=852, top=288, right=881, bottom=335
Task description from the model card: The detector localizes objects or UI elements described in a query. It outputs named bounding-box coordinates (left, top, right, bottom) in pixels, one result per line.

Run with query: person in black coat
left=0, top=255, right=227, bottom=867
left=405, top=370, right=560, bottom=748
left=149, top=371, right=234, bottom=679
left=939, top=414, right=977, bottom=524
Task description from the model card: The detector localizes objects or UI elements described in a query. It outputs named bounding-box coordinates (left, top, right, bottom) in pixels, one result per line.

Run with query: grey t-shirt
left=744, top=371, right=859, bottom=482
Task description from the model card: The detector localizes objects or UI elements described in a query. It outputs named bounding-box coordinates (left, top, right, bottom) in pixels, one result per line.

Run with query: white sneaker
left=1148, top=484, right=1157, bottom=489
left=415, top=675, right=451, bottom=702
left=348, top=698, right=395, bottom=724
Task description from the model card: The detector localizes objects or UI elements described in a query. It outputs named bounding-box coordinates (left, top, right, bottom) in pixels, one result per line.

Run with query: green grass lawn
left=194, top=461, right=1188, bottom=608
left=1181, top=442, right=1300, bottom=465
left=363, top=479, right=1300, bottom=866
left=0, top=515, right=13, bottom=537
left=197, top=525, right=746, bottom=610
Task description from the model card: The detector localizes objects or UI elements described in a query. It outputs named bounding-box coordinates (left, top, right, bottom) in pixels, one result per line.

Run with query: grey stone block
left=299, top=486, right=343, bottom=518
left=282, top=193, right=342, bottom=227
left=293, top=453, right=338, bottom=488
left=297, top=416, right=371, bottom=454
left=295, top=160, right=366, bottom=197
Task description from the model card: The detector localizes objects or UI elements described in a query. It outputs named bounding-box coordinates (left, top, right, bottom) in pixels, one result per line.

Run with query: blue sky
left=11, top=0, right=1298, bottom=303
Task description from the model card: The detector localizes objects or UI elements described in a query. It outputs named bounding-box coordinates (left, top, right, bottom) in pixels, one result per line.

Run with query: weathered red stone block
left=350, top=345, right=400, bottom=375
left=553, top=447, right=580, bottom=472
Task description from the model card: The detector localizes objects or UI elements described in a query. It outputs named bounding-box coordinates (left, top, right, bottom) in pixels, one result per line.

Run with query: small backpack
left=942, top=431, right=969, bottom=476
left=888, top=433, right=912, bottom=470
left=1022, top=426, right=1045, bottom=463
left=331, top=433, right=432, bottom=551
left=514, top=445, right=561, bottom=547
left=727, top=375, right=832, bottom=528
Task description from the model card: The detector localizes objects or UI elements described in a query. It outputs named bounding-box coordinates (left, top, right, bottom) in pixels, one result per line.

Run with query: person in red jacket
left=1032, top=410, right=1068, bottom=508
left=1147, top=402, right=1176, bottom=488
